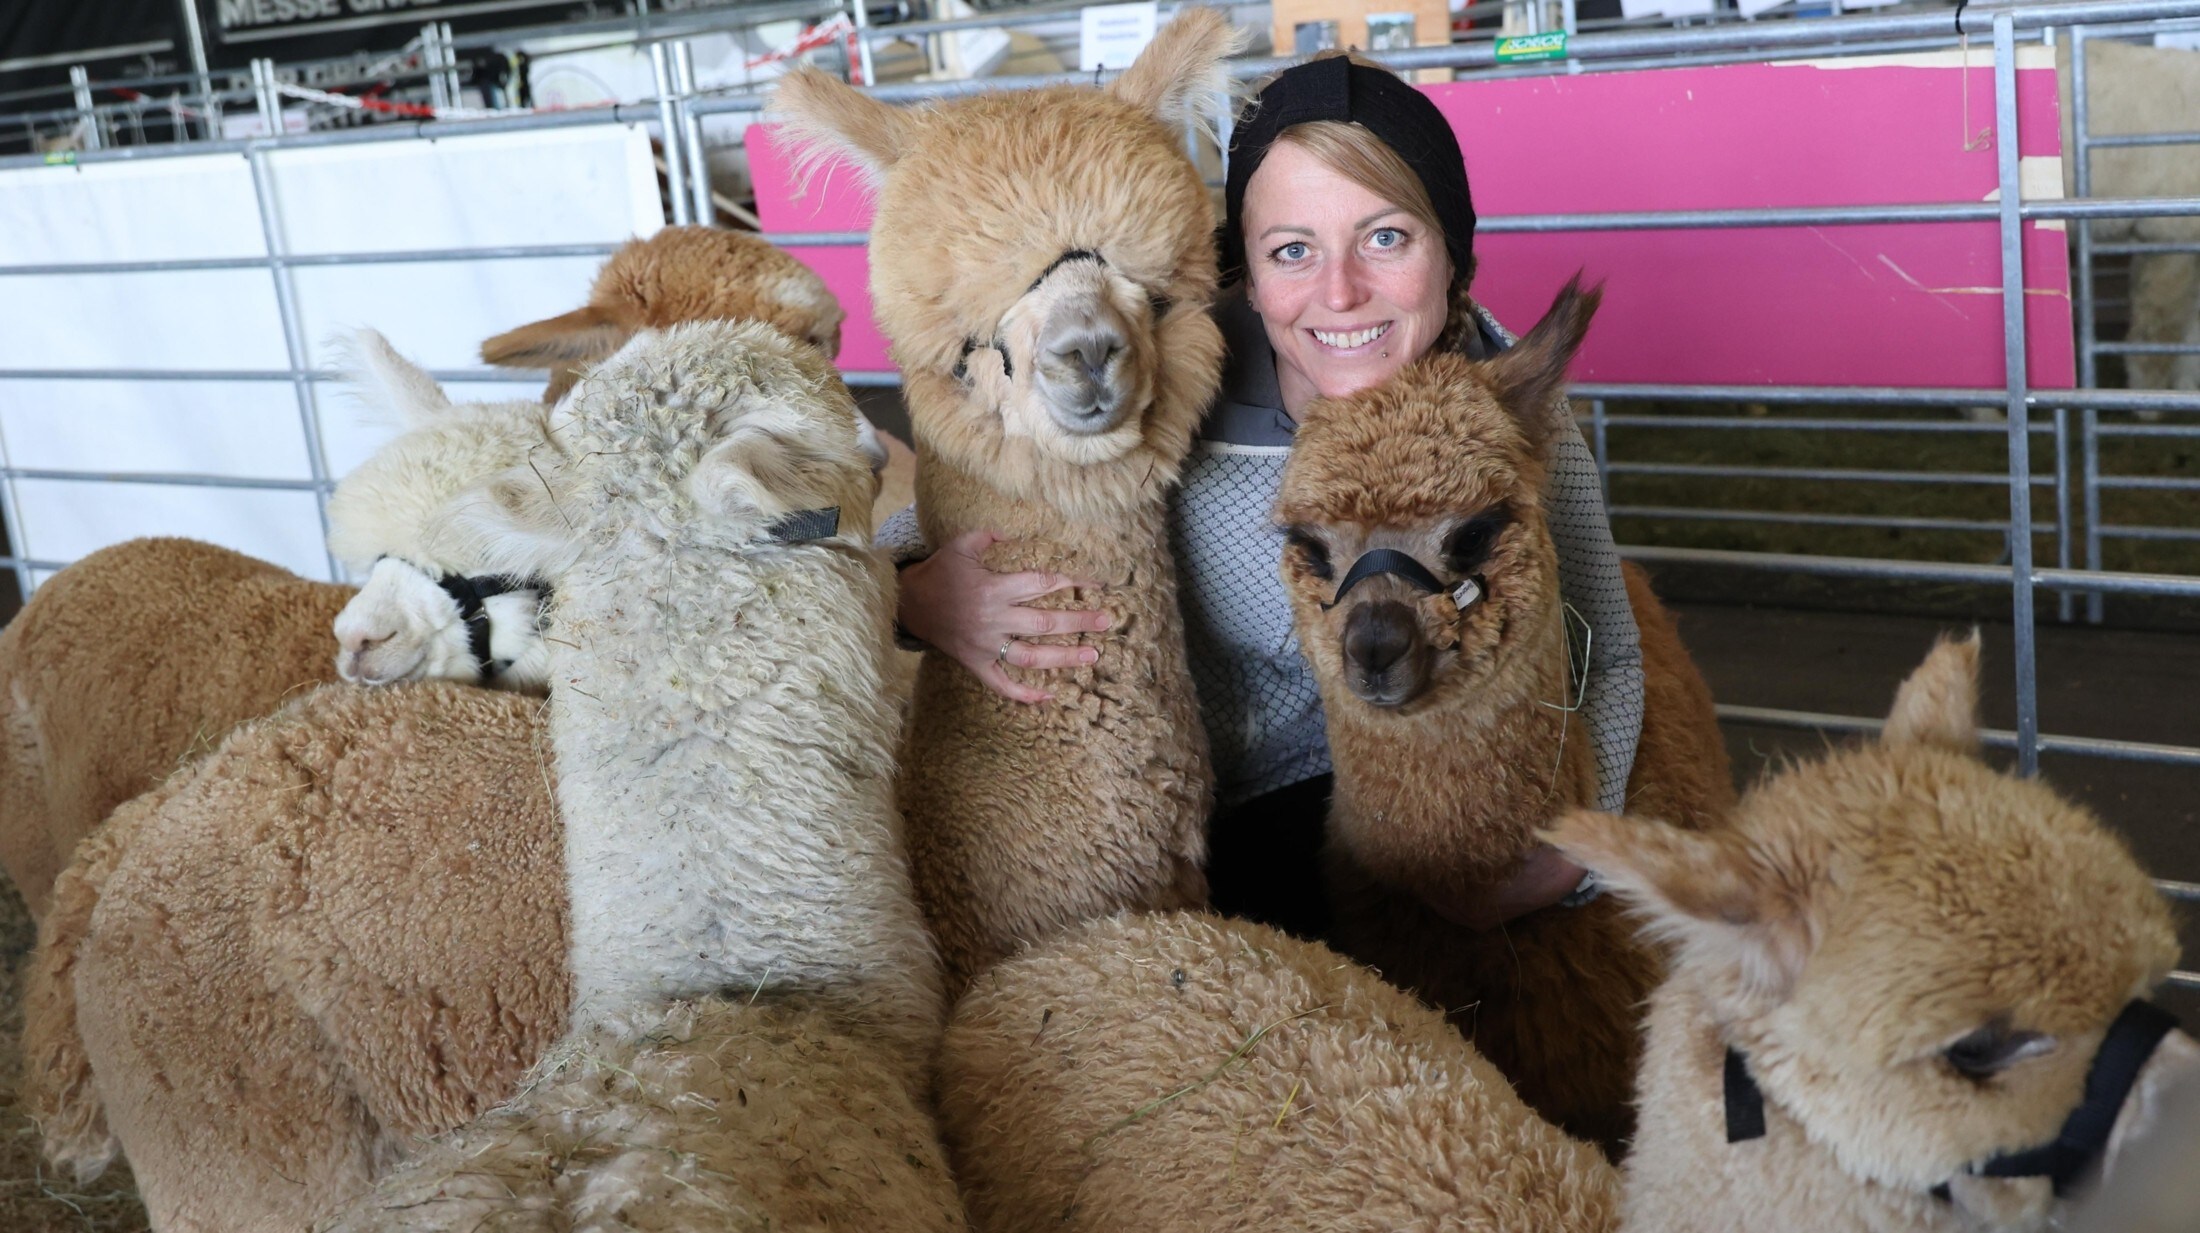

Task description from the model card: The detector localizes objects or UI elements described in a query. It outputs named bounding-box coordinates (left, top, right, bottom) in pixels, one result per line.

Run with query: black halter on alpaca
left=952, top=248, right=1174, bottom=383
left=1321, top=546, right=1485, bottom=614
left=433, top=569, right=538, bottom=684
left=1723, top=999, right=2180, bottom=1199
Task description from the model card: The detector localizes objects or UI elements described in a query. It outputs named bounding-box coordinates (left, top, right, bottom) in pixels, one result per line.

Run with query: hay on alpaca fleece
left=937, top=639, right=2194, bottom=1233
left=317, top=999, right=965, bottom=1233
left=768, top=6, right=1242, bottom=990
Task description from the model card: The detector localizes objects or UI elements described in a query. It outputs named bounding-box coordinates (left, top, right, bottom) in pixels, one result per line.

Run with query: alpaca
left=935, top=636, right=2195, bottom=1233
left=479, top=224, right=848, bottom=403
left=1274, top=278, right=1733, bottom=1152
left=0, top=334, right=554, bottom=922
left=769, top=6, right=1240, bottom=987
left=43, top=320, right=943, bottom=1232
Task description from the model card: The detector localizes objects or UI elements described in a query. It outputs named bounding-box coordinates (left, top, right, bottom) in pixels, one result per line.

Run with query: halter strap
left=764, top=506, right=841, bottom=544
left=431, top=569, right=537, bottom=683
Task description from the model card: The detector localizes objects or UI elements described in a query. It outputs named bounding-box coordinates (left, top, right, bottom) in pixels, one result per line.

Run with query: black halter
left=763, top=505, right=841, bottom=544
left=950, top=248, right=1174, bottom=384
left=1724, top=999, right=2180, bottom=1198
left=431, top=569, right=539, bottom=684
left=1320, top=547, right=1486, bottom=615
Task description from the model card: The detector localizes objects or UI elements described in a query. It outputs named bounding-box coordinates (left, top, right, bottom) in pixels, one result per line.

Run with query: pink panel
left=750, top=58, right=2074, bottom=388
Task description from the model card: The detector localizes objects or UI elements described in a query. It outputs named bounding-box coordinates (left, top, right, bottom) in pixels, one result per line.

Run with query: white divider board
left=0, top=123, right=662, bottom=586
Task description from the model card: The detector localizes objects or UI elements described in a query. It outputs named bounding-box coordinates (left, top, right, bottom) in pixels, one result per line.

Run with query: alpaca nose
left=1035, top=302, right=1132, bottom=435
left=1343, top=601, right=1427, bottom=707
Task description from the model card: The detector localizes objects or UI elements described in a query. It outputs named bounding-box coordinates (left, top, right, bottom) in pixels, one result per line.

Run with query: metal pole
left=69, top=66, right=104, bottom=152
left=250, top=58, right=280, bottom=135
left=0, top=414, right=34, bottom=602
left=1590, top=398, right=1610, bottom=504
left=1992, top=12, right=2039, bottom=776
left=2072, top=27, right=2106, bottom=624
left=2054, top=404, right=2073, bottom=621
left=673, top=41, right=713, bottom=226
left=176, top=0, right=221, bottom=139
left=423, top=24, right=450, bottom=113
left=648, top=40, right=691, bottom=225
left=848, top=0, right=878, bottom=86
left=245, top=149, right=342, bottom=582
left=440, top=22, right=464, bottom=108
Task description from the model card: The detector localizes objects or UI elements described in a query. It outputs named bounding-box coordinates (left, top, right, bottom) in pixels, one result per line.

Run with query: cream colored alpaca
left=1276, top=280, right=1732, bottom=1151
left=937, top=637, right=2193, bottom=1233
left=771, top=8, right=1240, bottom=988
left=44, top=321, right=943, bottom=1232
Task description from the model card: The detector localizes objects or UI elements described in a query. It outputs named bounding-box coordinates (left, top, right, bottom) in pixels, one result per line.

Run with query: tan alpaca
left=1273, top=278, right=1732, bottom=1151
left=770, top=8, right=1240, bottom=987
left=935, top=636, right=2192, bottom=1233
left=480, top=223, right=847, bottom=402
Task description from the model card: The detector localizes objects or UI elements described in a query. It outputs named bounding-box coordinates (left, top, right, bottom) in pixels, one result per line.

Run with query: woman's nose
left=1321, top=254, right=1369, bottom=313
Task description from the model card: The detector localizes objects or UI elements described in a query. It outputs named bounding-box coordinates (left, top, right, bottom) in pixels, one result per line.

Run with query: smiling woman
left=884, top=50, right=1649, bottom=942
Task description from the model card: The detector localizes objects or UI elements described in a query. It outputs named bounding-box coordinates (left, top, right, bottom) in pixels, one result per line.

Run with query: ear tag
left=766, top=506, right=841, bottom=544
left=1451, top=577, right=1485, bottom=611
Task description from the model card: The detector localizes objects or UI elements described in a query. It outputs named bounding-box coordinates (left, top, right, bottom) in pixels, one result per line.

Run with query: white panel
left=0, top=270, right=289, bottom=371
left=264, top=125, right=663, bottom=254
left=0, top=153, right=265, bottom=264
left=317, top=381, right=542, bottom=483
left=0, top=380, right=313, bottom=479
left=12, top=479, right=329, bottom=581
left=293, top=256, right=606, bottom=369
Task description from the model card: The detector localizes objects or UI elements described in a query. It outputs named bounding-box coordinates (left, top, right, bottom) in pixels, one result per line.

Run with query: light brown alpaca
left=480, top=223, right=847, bottom=402
left=1273, top=279, right=1734, bottom=1152
left=771, top=8, right=1239, bottom=987
left=935, top=636, right=2195, bottom=1233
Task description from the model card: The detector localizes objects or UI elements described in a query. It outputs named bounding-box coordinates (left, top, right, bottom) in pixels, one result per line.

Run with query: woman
left=889, top=53, right=1644, bottom=938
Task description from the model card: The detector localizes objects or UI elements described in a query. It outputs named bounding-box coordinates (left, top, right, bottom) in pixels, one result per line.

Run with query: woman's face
left=1242, top=141, right=1453, bottom=417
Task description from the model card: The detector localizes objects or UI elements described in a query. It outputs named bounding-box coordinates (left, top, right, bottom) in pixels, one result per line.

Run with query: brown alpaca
left=771, top=8, right=1240, bottom=987
left=935, top=637, right=2194, bottom=1233
left=1274, top=279, right=1734, bottom=1152
left=480, top=223, right=846, bottom=402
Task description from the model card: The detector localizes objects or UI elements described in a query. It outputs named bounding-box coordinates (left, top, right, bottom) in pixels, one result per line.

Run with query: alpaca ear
left=688, top=425, right=866, bottom=534
left=1487, top=274, right=1601, bottom=459
left=480, top=306, right=635, bottom=370
left=1882, top=632, right=1984, bottom=754
left=1547, top=810, right=1816, bottom=1004
left=769, top=65, right=914, bottom=184
left=339, top=328, right=451, bottom=428
left=1108, top=7, right=1246, bottom=130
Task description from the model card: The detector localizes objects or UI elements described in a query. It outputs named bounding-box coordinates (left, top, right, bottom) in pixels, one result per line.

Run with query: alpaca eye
left=1285, top=529, right=1332, bottom=581
left=1443, top=511, right=1510, bottom=576
left=1943, top=1024, right=2051, bottom=1081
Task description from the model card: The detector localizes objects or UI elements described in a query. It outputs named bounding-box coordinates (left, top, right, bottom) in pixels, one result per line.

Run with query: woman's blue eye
left=1271, top=241, right=1310, bottom=263
left=1369, top=228, right=1406, bottom=250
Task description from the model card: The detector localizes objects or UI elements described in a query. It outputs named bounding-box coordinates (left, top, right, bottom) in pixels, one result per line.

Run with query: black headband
left=1222, top=56, right=1477, bottom=290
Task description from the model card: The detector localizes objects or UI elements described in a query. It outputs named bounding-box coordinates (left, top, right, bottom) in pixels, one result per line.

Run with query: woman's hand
left=1419, top=845, right=1590, bottom=931
left=897, top=530, right=1112, bottom=705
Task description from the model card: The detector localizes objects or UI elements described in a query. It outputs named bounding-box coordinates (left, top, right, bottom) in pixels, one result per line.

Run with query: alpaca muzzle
left=952, top=247, right=1173, bottom=439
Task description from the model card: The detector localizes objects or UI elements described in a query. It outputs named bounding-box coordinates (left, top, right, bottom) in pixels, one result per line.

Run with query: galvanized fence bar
left=245, top=145, right=342, bottom=584
left=1993, top=11, right=2040, bottom=774
left=0, top=243, right=624, bottom=276
left=1619, top=544, right=2200, bottom=599
left=1717, top=705, right=2200, bottom=770
left=1610, top=505, right=2057, bottom=535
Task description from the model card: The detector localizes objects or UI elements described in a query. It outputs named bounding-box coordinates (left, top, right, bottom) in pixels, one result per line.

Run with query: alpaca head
left=480, top=225, right=847, bottom=403
left=1276, top=278, right=1598, bottom=711
left=451, top=318, right=877, bottom=582
left=1551, top=636, right=2193, bottom=1229
left=769, top=8, right=1240, bottom=515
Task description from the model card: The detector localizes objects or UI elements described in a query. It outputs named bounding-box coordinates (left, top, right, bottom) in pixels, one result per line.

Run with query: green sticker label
left=43, top=150, right=78, bottom=166
left=1494, top=31, right=1569, bottom=62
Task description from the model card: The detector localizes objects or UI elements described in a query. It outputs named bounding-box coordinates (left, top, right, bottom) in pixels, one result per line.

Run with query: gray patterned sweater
left=879, top=293, right=1646, bottom=812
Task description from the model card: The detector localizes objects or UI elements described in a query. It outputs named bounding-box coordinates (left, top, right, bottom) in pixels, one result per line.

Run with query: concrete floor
left=1669, top=597, right=2200, bottom=1027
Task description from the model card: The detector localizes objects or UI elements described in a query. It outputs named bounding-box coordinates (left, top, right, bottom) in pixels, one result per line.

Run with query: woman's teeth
left=1312, top=323, right=1390, bottom=349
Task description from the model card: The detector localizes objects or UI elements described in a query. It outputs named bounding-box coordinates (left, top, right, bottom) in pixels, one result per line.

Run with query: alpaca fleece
left=319, top=999, right=967, bottom=1233
left=28, top=682, right=568, bottom=1230
left=0, top=538, right=352, bottom=921
left=937, top=638, right=2192, bottom=1233
left=771, top=8, right=1240, bottom=989
left=480, top=224, right=846, bottom=403
left=1277, top=320, right=1733, bottom=1152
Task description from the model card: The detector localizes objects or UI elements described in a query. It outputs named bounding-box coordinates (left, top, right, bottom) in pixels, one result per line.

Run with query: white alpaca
left=47, top=320, right=948, bottom=1231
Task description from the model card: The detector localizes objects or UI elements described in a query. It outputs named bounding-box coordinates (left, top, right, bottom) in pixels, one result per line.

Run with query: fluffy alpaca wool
left=1275, top=284, right=1733, bottom=1151
left=36, top=321, right=943, bottom=1232
left=937, top=637, right=2191, bottom=1233
left=480, top=224, right=847, bottom=404
left=771, top=7, right=1241, bottom=988
left=318, top=999, right=967, bottom=1233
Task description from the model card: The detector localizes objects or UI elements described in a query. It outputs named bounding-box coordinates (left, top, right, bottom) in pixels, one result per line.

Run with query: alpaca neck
left=545, top=539, right=943, bottom=1057
left=1324, top=601, right=1597, bottom=895
left=1619, top=977, right=1961, bottom=1233
left=914, top=448, right=1173, bottom=582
